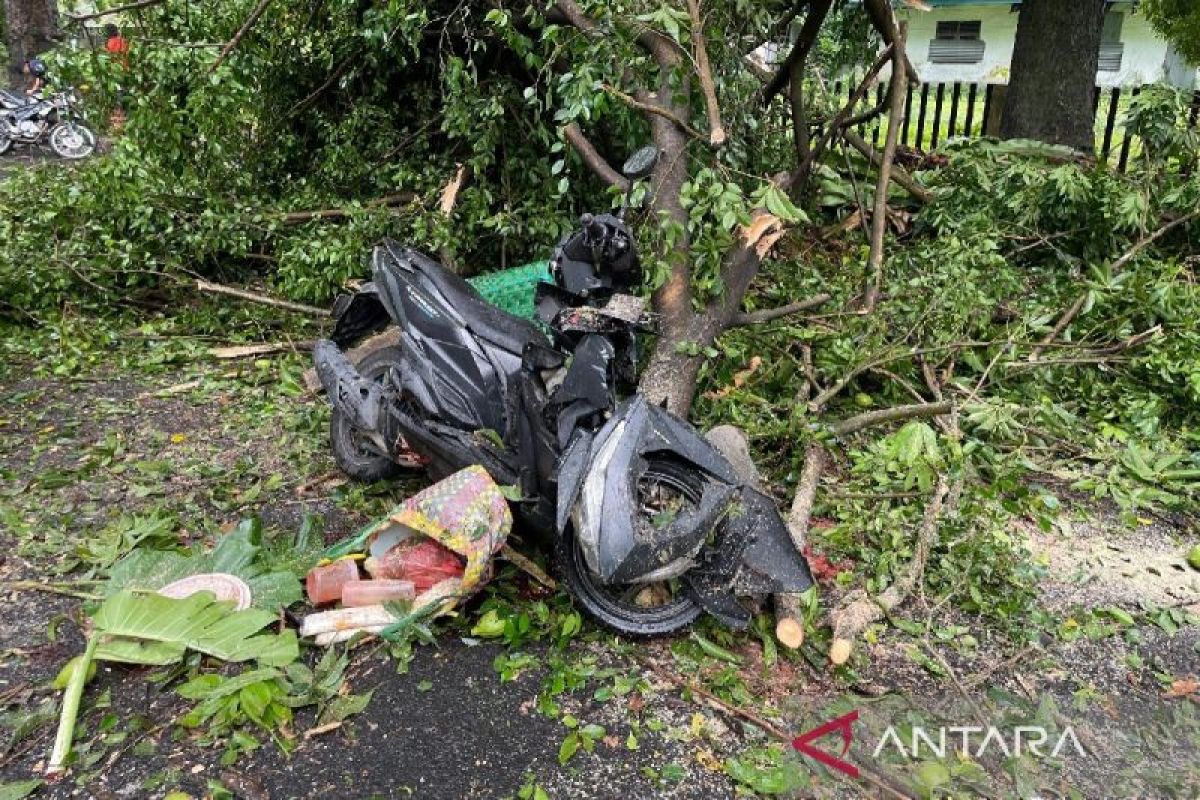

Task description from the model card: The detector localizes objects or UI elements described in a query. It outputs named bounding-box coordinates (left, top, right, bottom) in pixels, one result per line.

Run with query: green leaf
left=239, top=682, right=274, bottom=724
left=0, top=780, right=43, bottom=800
left=558, top=732, right=580, bottom=765
left=319, top=690, right=374, bottom=725
left=105, top=519, right=302, bottom=610
left=92, top=591, right=298, bottom=667
left=178, top=668, right=281, bottom=700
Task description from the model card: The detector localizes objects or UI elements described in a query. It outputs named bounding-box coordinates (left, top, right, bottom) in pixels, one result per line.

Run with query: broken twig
left=829, top=475, right=949, bottom=666
left=1030, top=209, right=1200, bottom=360
left=731, top=293, right=831, bottom=326
left=195, top=279, right=327, bottom=317
left=207, top=0, right=275, bottom=75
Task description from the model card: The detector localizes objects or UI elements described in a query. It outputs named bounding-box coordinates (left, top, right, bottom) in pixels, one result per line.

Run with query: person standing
left=103, top=24, right=129, bottom=68
left=104, top=24, right=130, bottom=128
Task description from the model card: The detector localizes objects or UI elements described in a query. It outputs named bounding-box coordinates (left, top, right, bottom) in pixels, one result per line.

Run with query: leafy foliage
left=106, top=517, right=303, bottom=610
left=1142, top=0, right=1200, bottom=63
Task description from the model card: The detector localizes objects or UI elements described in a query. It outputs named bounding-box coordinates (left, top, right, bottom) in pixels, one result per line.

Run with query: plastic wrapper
left=365, top=537, right=465, bottom=592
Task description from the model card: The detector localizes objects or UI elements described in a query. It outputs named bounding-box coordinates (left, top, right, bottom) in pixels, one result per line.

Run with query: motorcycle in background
left=312, top=146, right=814, bottom=635
left=0, top=87, right=97, bottom=159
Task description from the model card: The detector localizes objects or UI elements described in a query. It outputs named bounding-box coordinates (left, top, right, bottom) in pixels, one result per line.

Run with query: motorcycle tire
left=329, top=346, right=407, bottom=483
left=0, top=136, right=10, bottom=155
left=557, top=457, right=704, bottom=636
left=48, top=122, right=96, bottom=159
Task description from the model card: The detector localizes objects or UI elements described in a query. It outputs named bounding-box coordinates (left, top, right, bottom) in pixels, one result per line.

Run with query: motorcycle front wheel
left=557, top=458, right=704, bottom=636
left=48, top=122, right=96, bottom=159
left=329, top=347, right=406, bottom=482
left=0, top=135, right=11, bottom=155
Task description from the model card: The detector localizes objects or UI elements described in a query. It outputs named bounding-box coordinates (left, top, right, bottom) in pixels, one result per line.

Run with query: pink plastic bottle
left=341, top=579, right=417, bottom=607
left=306, top=559, right=360, bottom=605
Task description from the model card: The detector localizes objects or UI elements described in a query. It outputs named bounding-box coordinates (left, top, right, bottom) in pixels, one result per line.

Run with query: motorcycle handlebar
left=580, top=213, right=607, bottom=244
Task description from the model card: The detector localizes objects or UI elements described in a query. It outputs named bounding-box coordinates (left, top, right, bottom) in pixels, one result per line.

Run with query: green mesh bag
left=467, top=261, right=552, bottom=321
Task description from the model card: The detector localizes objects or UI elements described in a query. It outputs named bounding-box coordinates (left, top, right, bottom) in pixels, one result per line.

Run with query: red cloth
left=105, top=36, right=130, bottom=69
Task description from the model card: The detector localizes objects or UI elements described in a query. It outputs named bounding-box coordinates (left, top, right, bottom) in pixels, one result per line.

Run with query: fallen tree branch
left=860, top=20, right=908, bottom=313
left=760, top=0, right=833, bottom=106
left=602, top=84, right=706, bottom=141
left=195, top=279, right=328, bottom=316
left=775, top=442, right=829, bottom=649
left=66, top=0, right=166, bottom=22
left=1030, top=209, right=1200, bottom=360
left=829, top=399, right=952, bottom=437
left=792, top=45, right=893, bottom=191
left=829, top=474, right=948, bottom=666
left=685, top=0, right=726, bottom=147
left=210, top=341, right=317, bottom=359
left=862, top=0, right=920, bottom=84
left=732, top=293, right=831, bottom=325
left=841, top=129, right=932, bottom=204
left=500, top=544, right=558, bottom=591
left=290, top=51, right=358, bottom=115
left=207, top=0, right=275, bottom=75
left=563, top=122, right=630, bottom=191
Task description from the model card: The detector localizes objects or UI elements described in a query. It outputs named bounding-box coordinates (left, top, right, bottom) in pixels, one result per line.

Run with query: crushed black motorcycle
left=312, top=146, right=814, bottom=635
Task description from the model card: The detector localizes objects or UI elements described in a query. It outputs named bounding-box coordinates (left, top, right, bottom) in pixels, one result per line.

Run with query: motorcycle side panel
left=330, top=283, right=390, bottom=348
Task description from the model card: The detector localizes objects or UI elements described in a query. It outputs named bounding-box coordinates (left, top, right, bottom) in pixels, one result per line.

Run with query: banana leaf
left=48, top=589, right=297, bottom=774
left=93, top=590, right=298, bottom=667
left=105, top=519, right=302, bottom=610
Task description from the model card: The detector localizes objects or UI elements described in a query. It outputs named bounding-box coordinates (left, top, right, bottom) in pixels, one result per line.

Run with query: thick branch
left=829, top=475, right=948, bottom=665
left=792, top=44, right=893, bottom=192
left=842, top=129, right=932, bottom=204
left=1030, top=208, right=1200, bottom=360
left=553, top=0, right=681, bottom=64
left=829, top=400, right=953, bottom=437
left=603, top=84, right=705, bottom=141
left=760, top=0, right=833, bottom=106
left=732, top=293, right=831, bottom=325
left=685, top=0, right=726, bottom=147
left=862, top=0, right=920, bottom=84
left=208, top=0, right=275, bottom=75
left=563, top=123, right=630, bottom=191
left=861, top=20, right=908, bottom=312
left=66, top=0, right=166, bottom=22
left=195, top=280, right=327, bottom=316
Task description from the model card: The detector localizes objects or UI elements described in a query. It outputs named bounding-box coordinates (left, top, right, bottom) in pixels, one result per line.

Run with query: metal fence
left=829, top=79, right=1200, bottom=173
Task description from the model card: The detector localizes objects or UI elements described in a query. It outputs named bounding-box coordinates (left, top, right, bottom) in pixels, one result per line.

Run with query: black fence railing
left=827, top=79, right=1200, bottom=173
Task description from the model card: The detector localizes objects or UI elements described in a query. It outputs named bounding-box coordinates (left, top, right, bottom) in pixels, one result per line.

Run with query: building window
left=1098, top=12, right=1124, bottom=72
left=936, top=21, right=982, bottom=41
left=930, top=20, right=985, bottom=64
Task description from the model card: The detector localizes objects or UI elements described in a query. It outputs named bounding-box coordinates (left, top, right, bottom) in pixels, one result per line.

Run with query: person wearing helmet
left=23, top=58, right=49, bottom=96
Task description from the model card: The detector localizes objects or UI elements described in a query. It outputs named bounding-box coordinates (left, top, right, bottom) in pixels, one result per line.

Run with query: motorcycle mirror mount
left=617, top=145, right=658, bottom=220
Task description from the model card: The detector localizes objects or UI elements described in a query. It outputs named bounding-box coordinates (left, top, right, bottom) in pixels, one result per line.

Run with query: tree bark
left=5, top=0, right=57, bottom=86
left=1001, top=0, right=1106, bottom=152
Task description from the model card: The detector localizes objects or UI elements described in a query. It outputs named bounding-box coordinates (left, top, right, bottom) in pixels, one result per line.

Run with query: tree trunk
left=4, top=0, right=57, bottom=86
left=1000, top=0, right=1106, bottom=152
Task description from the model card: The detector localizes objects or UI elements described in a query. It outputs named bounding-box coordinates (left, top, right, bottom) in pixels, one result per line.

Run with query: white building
left=898, top=0, right=1198, bottom=89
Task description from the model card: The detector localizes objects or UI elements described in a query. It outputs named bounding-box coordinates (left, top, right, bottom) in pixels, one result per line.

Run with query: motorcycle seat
left=388, top=245, right=551, bottom=356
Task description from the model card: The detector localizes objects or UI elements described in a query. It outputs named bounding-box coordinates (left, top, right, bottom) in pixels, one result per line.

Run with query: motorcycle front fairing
left=559, top=395, right=815, bottom=628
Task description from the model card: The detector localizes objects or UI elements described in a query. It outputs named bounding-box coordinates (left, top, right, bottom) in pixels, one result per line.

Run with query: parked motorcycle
left=0, top=88, right=96, bottom=159
left=312, top=147, right=814, bottom=635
